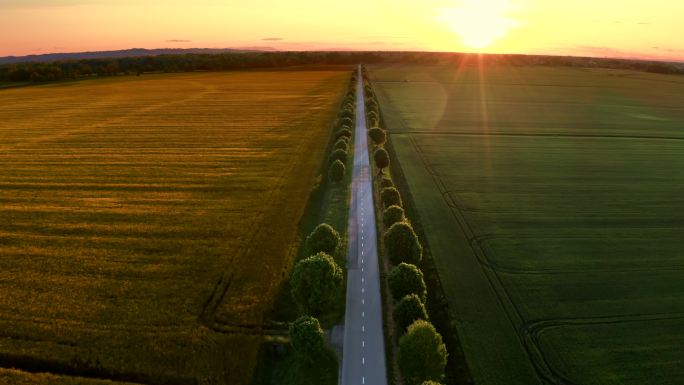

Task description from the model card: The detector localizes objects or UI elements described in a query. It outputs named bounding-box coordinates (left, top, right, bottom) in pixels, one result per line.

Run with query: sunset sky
left=1, top=0, right=682, bottom=61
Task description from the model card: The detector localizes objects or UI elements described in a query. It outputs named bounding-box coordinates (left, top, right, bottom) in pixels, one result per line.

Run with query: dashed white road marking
left=362, top=325, right=365, bottom=332
left=362, top=357, right=365, bottom=365
left=362, top=288, right=365, bottom=293
left=362, top=340, right=365, bottom=347
left=362, top=299, right=365, bottom=305
left=362, top=311, right=365, bottom=318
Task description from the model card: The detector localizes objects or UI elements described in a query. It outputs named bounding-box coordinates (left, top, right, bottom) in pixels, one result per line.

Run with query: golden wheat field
left=0, top=69, right=349, bottom=384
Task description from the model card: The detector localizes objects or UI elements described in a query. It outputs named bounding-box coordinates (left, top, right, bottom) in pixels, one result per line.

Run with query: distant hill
left=0, top=47, right=277, bottom=65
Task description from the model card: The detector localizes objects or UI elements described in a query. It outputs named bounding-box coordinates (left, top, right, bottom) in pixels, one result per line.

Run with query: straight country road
left=340, top=66, right=388, bottom=385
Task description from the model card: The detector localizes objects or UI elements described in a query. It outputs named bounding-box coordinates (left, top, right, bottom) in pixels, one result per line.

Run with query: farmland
left=0, top=69, right=349, bottom=384
left=370, top=63, right=684, bottom=385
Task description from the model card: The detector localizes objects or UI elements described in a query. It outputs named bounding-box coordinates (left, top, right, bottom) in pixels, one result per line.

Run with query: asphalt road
left=340, top=66, right=388, bottom=385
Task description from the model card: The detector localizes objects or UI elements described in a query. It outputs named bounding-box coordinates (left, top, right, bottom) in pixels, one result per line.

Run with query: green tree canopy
left=380, top=177, right=393, bottom=189
left=328, top=148, right=348, bottom=165
left=334, top=128, right=352, bottom=142
left=398, top=320, right=448, bottom=385
left=305, top=223, right=341, bottom=255
left=290, top=252, right=343, bottom=316
left=374, top=148, right=390, bottom=171
left=380, top=187, right=402, bottom=208
left=339, top=117, right=353, bottom=128
left=383, top=205, right=405, bottom=228
left=289, top=316, right=325, bottom=362
left=329, top=159, right=345, bottom=183
left=384, top=221, right=422, bottom=265
left=340, top=108, right=354, bottom=121
left=388, top=263, right=427, bottom=302
left=368, top=127, right=387, bottom=146
left=333, top=138, right=348, bottom=151
left=394, top=294, right=429, bottom=333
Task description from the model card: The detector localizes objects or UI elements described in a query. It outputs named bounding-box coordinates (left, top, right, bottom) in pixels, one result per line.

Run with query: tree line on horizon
left=1, top=50, right=682, bottom=83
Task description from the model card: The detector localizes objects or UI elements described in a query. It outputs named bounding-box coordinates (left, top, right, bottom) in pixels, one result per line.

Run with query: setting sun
left=439, top=0, right=519, bottom=49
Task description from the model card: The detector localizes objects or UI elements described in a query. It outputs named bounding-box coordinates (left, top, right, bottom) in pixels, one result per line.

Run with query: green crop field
left=370, top=63, right=684, bottom=385
left=0, top=69, right=349, bottom=384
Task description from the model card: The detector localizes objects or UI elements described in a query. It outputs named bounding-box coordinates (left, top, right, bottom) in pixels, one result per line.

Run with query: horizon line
left=1, top=47, right=683, bottom=65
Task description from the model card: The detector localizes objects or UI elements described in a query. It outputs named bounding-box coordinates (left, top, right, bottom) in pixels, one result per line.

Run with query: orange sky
left=1, top=0, right=682, bottom=61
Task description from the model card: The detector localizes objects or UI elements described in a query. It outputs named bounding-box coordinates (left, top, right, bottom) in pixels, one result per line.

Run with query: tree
left=341, top=109, right=354, bottom=120
left=335, top=128, right=352, bottom=142
left=333, top=139, right=348, bottom=151
left=380, top=177, right=393, bottom=189
left=328, top=148, right=348, bottom=165
left=290, top=252, right=343, bottom=316
left=367, top=110, right=379, bottom=122
left=398, top=320, right=447, bottom=385
left=367, top=104, right=379, bottom=117
left=305, top=223, right=341, bottom=255
left=368, top=127, right=386, bottom=146
left=394, top=294, right=429, bottom=333
left=339, top=117, right=353, bottom=128
left=381, top=187, right=402, bottom=208
left=421, top=381, right=443, bottom=385
left=329, top=160, right=345, bottom=183
left=369, top=116, right=380, bottom=128
left=374, top=148, right=390, bottom=173
left=388, top=263, right=427, bottom=302
left=289, top=316, right=325, bottom=362
left=383, top=205, right=405, bottom=228
left=384, top=222, right=422, bottom=265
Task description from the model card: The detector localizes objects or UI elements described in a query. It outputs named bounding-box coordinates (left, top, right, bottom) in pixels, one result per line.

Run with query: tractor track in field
left=377, top=71, right=566, bottom=383
left=375, top=80, right=632, bottom=88
left=198, top=99, right=316, bottom=330
left=0, top=71, right=352, bottom=385
left=372, top=66, right=684, bottom=385
left=416, top=155, right=684, bottom=273
left=392, top=130, right=684, bottom=142
left=0, top=354, right=193, bottom=385
left=408, top=134, right=568, bottom=385
left=468, top=233, right=684, bottom=275
left=410, top=133, right=684, bottom=385
left=520, top=312, right=684, bottom=385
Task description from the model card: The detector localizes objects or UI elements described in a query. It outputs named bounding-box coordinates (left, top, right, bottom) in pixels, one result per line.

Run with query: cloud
left=261, top=37, right=283, bottom=41
left=166, top=39, right=191, bottom=43
left=653, top=47, right=684, bottom=53
left=575, top=45, right=656, bottom=60
left=573, top=45, right=684, bottom=62
left=358, top=35, right=412, bottom=40
left=0, top=0, right=99, bottom=9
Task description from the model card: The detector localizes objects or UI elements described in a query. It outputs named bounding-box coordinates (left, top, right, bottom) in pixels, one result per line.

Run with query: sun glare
left=439, top=0, right=519, bottom=50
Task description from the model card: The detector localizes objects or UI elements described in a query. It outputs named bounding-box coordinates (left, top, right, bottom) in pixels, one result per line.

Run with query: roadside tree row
left=361, top=65, right=448, bottom=385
